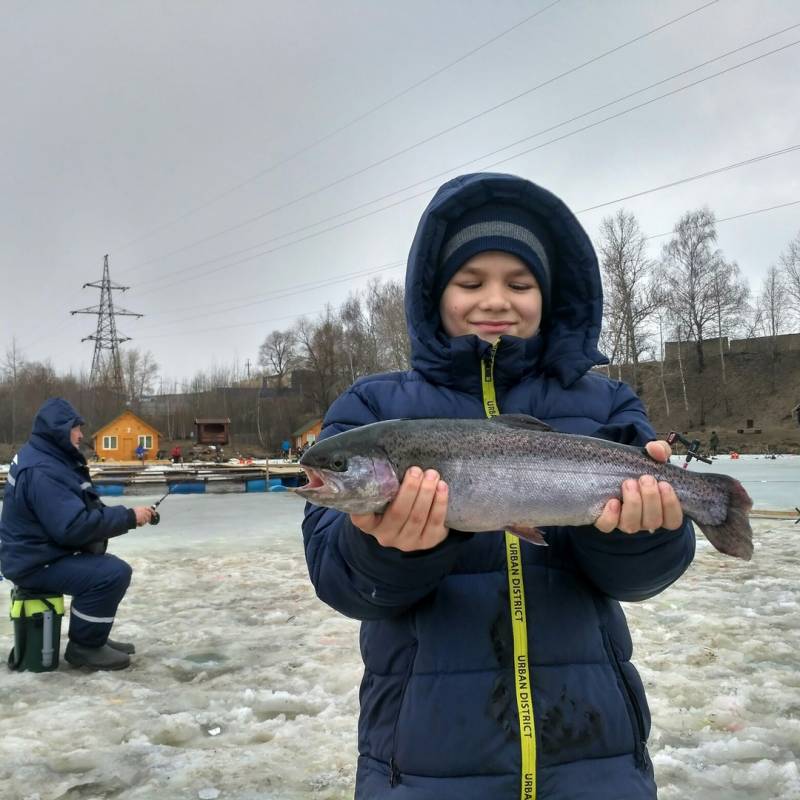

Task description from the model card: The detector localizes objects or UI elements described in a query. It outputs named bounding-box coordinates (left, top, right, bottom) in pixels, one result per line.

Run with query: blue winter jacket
left=302, top=173, right=696, bottom=800
left=0, top=398, right=135, bottom=582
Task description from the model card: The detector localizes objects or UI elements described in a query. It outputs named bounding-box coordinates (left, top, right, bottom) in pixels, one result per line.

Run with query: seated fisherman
left=0, top=398, right=154, bottom=670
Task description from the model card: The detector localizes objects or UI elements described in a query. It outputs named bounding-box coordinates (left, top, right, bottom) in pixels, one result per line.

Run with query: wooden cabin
left=93, top=410, right=160, bottom=462
left=292, top=418, right=322, bottom=451
left=194, top=418, right=231, bottom=446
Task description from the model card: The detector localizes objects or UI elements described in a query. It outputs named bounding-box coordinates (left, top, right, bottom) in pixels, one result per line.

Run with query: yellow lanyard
left=481, top=340, right=537, bottom=800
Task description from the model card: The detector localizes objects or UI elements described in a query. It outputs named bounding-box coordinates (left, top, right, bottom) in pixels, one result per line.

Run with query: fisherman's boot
left=107, top=639, right=136, bottom=654
left=65, top=641, right=131, bottom=671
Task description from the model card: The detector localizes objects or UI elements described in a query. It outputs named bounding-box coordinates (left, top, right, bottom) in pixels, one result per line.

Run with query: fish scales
left=298, top=415, right=754, bottom=559
left=375, top=419, right=730, bottom=531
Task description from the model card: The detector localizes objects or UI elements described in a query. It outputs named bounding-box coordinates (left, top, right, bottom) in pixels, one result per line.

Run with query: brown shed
left=93, top=410, right=160, bottom=462
left=194, top=418, right=231, bottom=445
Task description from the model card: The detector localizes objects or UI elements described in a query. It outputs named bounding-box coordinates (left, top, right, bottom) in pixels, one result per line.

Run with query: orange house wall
left=294, top=421, right=322, bottom=449
left=94, top=412, right=160, bottom=461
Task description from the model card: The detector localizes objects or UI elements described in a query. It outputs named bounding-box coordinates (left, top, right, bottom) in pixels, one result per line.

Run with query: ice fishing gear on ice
left=7, top=587, right=65, bottom=672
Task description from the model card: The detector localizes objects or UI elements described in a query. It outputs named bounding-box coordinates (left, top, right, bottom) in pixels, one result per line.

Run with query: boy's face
left=439, top=251, right=542, bottom=343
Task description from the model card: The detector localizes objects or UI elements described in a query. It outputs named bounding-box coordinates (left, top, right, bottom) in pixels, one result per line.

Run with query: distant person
left=301, top=173, right=694, bottom=798
left=135, top=443, right=146, bottom=464
left=171, top=445, right=182, bottom=464
left=0, top=398, right=154, bottom=670
left=709, top=430, right=719, bottom=456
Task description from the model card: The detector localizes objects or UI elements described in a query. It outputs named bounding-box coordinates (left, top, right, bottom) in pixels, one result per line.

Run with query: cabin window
left=103, top=436, right=118, bottom=450
left=138, top=435, right=153, bottom=449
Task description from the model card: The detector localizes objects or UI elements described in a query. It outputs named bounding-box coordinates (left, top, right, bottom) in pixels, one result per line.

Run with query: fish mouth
left=296, top=467, right=339, bottom=496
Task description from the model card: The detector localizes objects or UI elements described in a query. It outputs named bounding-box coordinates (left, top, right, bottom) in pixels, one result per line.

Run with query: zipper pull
left=388, top=758, right=400, bottom=787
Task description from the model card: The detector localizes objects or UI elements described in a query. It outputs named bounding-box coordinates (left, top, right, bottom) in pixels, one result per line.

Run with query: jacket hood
left=30, top=398, right=86, bottom=463
left=404, top=172, right=607, bottom=389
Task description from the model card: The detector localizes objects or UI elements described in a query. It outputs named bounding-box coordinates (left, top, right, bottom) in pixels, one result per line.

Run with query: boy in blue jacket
left=302, top=173, right=695, bottom=799
left=1, top=398, right=154, bottom=670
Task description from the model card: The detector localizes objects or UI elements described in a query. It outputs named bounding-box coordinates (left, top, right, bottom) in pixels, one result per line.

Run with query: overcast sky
left=2, top=0, right=798, bottom=383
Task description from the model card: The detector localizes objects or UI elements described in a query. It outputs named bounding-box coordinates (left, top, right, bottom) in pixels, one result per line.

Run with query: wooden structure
left=292, top=417, right=322, bottom=451
left=194, top=418, right=231, bottom=446
left=93, top=410, right=160, bottom=462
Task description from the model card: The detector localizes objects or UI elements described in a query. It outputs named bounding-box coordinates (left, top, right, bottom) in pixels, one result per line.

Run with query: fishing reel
left=666, top=431, right=712, bottom=468
left=148, top=487, right=172, bottom=525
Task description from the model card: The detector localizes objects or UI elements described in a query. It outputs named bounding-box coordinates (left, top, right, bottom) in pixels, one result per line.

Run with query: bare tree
left=660, top=209, right=746, bottom=372
left=294, top=308, right=346, bottom=411
left=364, top=278, right=409, bottom=371
left=258, top=330, right=297, bottom=388
left=2, top=337, right=24, bottom=444
left=598, top=210, right=657, bottom=389
left=756, top=265, right=788, bottom=352
left=656, top=314, right=670, bottom=418
left=778, top=230, right=800, bottom=325
left=121, top=348, right=159, bottom=402
left=709, top=256, right=749, bottom=414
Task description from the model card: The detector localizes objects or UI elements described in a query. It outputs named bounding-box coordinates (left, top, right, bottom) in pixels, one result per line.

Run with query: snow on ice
left=0, top=460, right=798, bottom=799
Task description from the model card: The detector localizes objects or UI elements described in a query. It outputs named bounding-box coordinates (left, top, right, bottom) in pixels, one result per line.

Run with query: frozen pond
left=682, top=454, right=799, bottom=511
left=1, top=488, right=799, bottom=799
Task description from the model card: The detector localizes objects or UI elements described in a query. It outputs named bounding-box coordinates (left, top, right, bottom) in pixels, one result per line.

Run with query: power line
left=136, top=308, right=325, bottom=341
left=133, top=34, right=800, bottom=295
left=44, top=194, right=796, bottom=360
left=643, top=199, right=800, bottom=241
left=112, top=0, right=562, bottom=254
left=138, top=198, right=800, bottom=339
left=133, top=24, right=800, bottom=291
left=122, top=1, right=719, bottom=273
left=576, top=145, right=800, bottom=214
left=134, top=260, right=405, bottom=332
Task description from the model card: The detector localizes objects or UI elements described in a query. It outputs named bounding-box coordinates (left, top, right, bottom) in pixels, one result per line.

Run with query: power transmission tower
left=71, top=254, right=143, bottom=396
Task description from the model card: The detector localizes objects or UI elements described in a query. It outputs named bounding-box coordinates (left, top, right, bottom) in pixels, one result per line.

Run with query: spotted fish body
left=297, top=415, right=754, bottom=560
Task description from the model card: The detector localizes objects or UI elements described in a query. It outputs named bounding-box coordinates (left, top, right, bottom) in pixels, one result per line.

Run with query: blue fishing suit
left=302, top=173, right=696, bottom=799
left=0, top=399, right=136, bottom=647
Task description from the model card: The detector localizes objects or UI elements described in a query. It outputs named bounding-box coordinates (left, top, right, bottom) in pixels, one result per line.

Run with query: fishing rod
left=149, top=486, right=173, bottom=525
left=666, top=431, right=712, bottom=469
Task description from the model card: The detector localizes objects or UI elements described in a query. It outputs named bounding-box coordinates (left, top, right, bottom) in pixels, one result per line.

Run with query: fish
left=296, top=414, right=754, bottom=560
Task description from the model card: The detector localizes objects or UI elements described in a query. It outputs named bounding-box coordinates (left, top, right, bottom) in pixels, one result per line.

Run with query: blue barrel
left=245, top=479, right=267, bottom=493
left=169, top=482, right=205, bottom=494
left=268, top=478, right=283, bottom=488
left=96, top=484, right=125, bottom=496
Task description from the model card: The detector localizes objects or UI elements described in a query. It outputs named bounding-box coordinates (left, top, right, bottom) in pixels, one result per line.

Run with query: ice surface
left=1, top=489, right=799, bottom=799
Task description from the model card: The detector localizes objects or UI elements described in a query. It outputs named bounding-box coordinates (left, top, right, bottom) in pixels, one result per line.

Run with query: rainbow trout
left=297, top=414, right=754, bottom=560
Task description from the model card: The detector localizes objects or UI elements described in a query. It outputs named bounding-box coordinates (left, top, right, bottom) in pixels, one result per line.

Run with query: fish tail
left=692, top=477, right=754, bottom=560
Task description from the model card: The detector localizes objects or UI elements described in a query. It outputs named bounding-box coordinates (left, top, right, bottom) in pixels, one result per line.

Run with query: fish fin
left=507, top=525, right=549, bottom=547
left=693, top=477, right=754, bottom=560
left=491, top=414, right=553, bottom=432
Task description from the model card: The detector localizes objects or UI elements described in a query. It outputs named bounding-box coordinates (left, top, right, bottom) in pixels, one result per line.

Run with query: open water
left=0, top=456, right=798, bottom=799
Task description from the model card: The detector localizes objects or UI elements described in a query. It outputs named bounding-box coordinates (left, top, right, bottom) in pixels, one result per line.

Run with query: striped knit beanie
left=436, top=202, right=554, bottom=312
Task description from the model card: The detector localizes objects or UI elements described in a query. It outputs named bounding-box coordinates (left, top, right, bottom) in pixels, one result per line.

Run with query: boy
left=302, top=173, right=695, bottom=799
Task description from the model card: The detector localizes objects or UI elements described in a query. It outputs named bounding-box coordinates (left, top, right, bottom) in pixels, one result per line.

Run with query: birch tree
left=598, top=210, right=656, bottom=388
left=660, top=209, right=746, bottom=372
left=778, top=230, right=800, bottom=324
left=757, top=265, right=788, bottom=351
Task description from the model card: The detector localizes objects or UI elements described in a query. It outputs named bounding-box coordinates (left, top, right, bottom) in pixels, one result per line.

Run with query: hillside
left=606, top=337, right=800, bottom=454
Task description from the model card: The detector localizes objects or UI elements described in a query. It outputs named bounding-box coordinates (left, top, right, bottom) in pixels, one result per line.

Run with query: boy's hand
left=594, top=440, right=684, bottom=534
left=351, top=467, right=449, bottom=551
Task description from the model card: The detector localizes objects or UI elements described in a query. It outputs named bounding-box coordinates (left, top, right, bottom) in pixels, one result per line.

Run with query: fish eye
left=330, top=454, right=348, bottom=472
